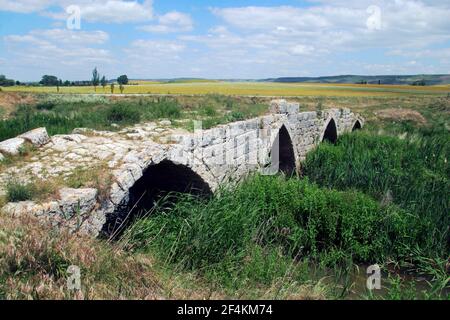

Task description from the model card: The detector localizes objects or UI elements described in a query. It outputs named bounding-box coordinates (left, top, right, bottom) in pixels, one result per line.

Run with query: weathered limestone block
left=0, top=137, right=26, bottom=155
left=270, top=99, right=299, bottom=114
left=2, top=201, right=39, bottom=216
left=0, top=152, right=4, bottom=162
left=113, top=169, right=136, bottom=191
left=109, top=183, right=127, bottom=205
left=59, top=188, right=98, bottom=218
left=159, top=120, right=172, bottom=126
left=1, top=200, right=61, bottom=218
left=19, top=127, right=50, bottom=146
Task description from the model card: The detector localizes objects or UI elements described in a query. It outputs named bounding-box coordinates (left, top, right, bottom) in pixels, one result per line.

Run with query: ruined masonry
left=0, top=100, right=363, bottom=237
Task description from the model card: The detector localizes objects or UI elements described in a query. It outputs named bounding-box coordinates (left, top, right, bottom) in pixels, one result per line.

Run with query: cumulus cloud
left=3, top=29, right=115, bottom=79
left=0, top=0, right=53, bottom=13
left=1, top=0, right=154, bottom=23
left=138, top=11, right=193, bottom=33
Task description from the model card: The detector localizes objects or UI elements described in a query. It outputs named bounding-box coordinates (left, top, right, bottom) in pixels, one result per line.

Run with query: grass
left=6, top=181, right=35, bottom=202
left=123, top=173, right=448, bottom=299
left=302, top=127, right=449, bottom=259
left=0, top=94, right=271, bottom=141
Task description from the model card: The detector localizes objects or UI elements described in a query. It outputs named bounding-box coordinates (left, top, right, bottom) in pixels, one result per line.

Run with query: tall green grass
left=124, top=175, right=419, bottom=290
left=303, top=127, right=449, bottom=259
left=0, top=99, right=183, bottom=141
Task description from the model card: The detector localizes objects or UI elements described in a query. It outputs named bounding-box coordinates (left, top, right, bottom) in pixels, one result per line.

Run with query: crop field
left=3, top=81, right=450, bottom=97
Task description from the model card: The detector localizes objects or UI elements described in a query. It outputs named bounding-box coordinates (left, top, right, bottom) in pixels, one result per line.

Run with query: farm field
left=3, top=81, right=450, bottom=97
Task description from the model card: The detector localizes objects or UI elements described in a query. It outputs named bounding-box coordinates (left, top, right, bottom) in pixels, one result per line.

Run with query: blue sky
left=1, top=0, right=449, bottom=81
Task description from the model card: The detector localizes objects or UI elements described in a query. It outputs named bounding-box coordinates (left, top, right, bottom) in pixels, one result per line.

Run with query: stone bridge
left=0, top=100, right=363, bottom=237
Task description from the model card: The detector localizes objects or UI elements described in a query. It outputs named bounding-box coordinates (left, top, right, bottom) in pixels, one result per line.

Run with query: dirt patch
left=0, top=92, right=36, bottom=118
left=375, top=108, right=427, bottom=125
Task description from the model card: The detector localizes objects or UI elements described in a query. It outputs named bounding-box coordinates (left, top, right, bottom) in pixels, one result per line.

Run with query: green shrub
left=106, top=104, right=141, bottom=124
left=199, top=104, right=217, bottom=117
left=144, top=99, right=181, bottom=119
left=6, top=181, right=35, bottom=202
left=35, top=101, right=55, bottom=110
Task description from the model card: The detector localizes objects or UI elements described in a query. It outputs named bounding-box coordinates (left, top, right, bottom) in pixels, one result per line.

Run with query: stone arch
left=269, top=124, right=296, bottom=175
left=352, top=120, right=362, bottom=131
left=102, top=160, right=212, bottom=237
left=321, top=118, right=338, bottom=144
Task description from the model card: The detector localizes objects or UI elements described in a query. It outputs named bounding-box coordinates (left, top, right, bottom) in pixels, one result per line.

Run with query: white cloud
left=3, top=29, right=115, bottom=80
left=139, top=11, right=193, bottom=33
left=0, top=0, right=52, bottom=13
left=126, top=39, right=185, bottom=56
left=1, top=0, right=154, bottom=23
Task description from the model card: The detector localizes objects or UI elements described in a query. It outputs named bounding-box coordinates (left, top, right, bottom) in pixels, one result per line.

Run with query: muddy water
left=327, top=265, right=449, bottom=300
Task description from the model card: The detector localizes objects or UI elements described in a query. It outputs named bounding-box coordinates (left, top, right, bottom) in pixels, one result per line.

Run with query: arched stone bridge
left=0, top=99, right=363, bottom=237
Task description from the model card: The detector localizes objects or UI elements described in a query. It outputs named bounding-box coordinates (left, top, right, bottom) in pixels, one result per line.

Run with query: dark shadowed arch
left=322, top=119, right=338, bottom=144
left=352, top=120, right=362, bottom=132
left=270, top=125, right=296, bottom=176
left=102, top=160, right=212, bottom=237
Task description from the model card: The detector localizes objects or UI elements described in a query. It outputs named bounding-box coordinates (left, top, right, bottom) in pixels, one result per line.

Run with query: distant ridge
left=262, top=74, right=450, bottom=85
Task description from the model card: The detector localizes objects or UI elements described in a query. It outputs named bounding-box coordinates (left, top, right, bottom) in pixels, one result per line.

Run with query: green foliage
left=35, top=101, right=55, bottom=110
left=125, top=175, right=415, bottom=287
left=106, top=104, right=141, bottom=124
left=144, top=99, right=182, bottom=119
left=39, top=75, right=59, bottom=86
left=303, top=128, right=449, bottom=258
left=117, top=75, right=129, bottom=85
left=0, top=75, right=15, bottom=87
left=92, top=67, right=100, bottom=88
left=0, top=98, right=185, bottom=141
left=6, top=181, right=35, bottom=202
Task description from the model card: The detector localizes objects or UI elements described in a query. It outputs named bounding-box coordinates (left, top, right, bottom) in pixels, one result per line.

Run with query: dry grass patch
left=0, top=214, right=164, bottom=300
left=0, top=92, right=36, bottom=118
left=375, top=108, right=428, bottom=125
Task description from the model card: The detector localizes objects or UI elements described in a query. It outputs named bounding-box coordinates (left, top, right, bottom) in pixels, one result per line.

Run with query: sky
left=0, top=0, right=449, bottom=81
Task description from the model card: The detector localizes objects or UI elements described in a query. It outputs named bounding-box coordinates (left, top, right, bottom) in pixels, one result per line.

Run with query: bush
left=6, top=181, right=35, bottom=202
left=144, top=99, right=181, bottom=119
left=35, top=101, right=56, bottom=110
left=106, top=104, right=141, bottom=124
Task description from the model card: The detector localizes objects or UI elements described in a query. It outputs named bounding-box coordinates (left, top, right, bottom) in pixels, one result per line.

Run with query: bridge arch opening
left=270, top=125, right=296, bottom=176
left=102, top=160, right=212, bottom=237
left=352, top=120, right=362, bottom=132
left=322, top=119, right=338, bottom=144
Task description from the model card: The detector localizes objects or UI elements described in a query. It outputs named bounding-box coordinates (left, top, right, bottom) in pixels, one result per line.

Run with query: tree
left=100, top=76, right=107, bottom=91
left=0, top=75, right=15, bottom=86
left=92, top=67, right=100, bottom=92
left=39, top=75, right=59, bottom=86
left=110, top=83, right=115, bottom=94
left=117, top=75, right=129, bottom=85
left=119, top=84, right=124, bottom=94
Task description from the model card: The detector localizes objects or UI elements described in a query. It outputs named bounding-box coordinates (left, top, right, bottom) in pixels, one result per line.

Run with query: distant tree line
left=0, top=68, right=131, bottom=94
left=0, top=75, right=17, bottom=87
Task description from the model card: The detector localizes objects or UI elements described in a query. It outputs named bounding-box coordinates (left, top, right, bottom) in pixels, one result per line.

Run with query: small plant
left=106, top=104, right=141, bottom=124
left=227, top=111, right=245, bottom=121
left=6, top=181, right=35, bottom=202
left=199, top=104, right=217, bottom=117
left=36, top=101, right=55, bottom=110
